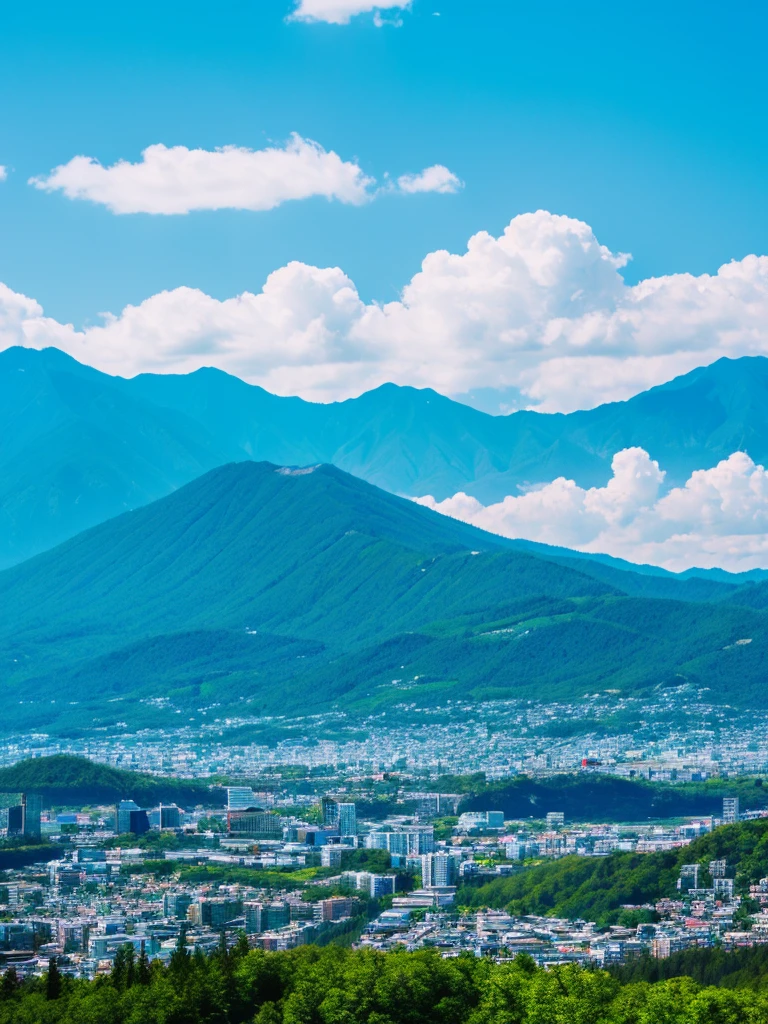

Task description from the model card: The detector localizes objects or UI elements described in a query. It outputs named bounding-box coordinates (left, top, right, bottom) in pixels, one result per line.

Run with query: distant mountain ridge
left=3, top=345, right=768, bottom=568
left=1, top=460, right=767, bottom=737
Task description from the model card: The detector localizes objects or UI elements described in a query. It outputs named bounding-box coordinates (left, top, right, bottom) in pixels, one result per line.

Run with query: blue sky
left=1, top=0, right=766, bottom=329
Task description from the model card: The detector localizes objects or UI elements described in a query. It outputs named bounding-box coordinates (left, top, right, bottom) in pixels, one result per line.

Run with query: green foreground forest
left=5, top=941, right=768, bottom=1024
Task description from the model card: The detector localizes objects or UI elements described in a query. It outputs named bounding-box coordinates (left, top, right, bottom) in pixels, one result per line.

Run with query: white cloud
left=30, top=137, right=461, bottom=215
left=4, top=210, right=768, bottom=411
left=0, top=166, right=7, bottom=181
left=30, top=136, right=376, bottom=214
left=397, top=165, right=462, bottom=194
left=290, top=0, right=410, bottom=25
left=415, top=449, right=768, bottom=573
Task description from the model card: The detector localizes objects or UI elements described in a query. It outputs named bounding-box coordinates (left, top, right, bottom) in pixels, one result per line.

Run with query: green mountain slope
left=0, top=461, right=766, bottom=734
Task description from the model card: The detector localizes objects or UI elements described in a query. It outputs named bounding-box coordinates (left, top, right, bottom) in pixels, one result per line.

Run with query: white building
left=226, top=787, right=257, bottom=811
left=422, top=853, right=456, bottom=888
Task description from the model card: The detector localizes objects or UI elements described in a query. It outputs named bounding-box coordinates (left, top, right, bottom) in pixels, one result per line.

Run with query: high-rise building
left=158, top=804, right=181, bottom=829
left=421, top=853, right=457, bottom=888
left=723, top=797, right=740, bottom=824
left=337, top=803, right=357, bottom=838
left=262, top=902, right=290, bottom=930
left=116, top=799, right=141, bottom=834
left=6, top=805, right=23, bottom=838
left=244, top=902, right=263, bottom=934
left=163, top=893, right=192, bottom=920
left=321, top=796, right=338, bottom=828
left=129, top=809, right=150, bottom=835
left=190, top=898, right=243, bottom=928
left=678, top=864, right=700, bottom=892
left=2, top=793, right=42, bottom=840
left=226, top=787, right=257, bottom=811
left=546, top=812, right=565, bottom=830
left=22, top=794, right=42, bottom=840
left=58, top=921, right=90, bottom=953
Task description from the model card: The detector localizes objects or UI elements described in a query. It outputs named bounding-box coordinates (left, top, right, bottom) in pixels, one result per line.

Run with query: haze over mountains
left=5, top=344, right=768, bottom=568
left=1, top=460, right=767, bottom=738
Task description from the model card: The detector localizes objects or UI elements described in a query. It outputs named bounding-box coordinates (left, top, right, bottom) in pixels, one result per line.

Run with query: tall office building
left=21, top=794, right=42, bottom=840
left=337, top=803, right=357, bottom=838
left=191, top=899, right=243, bottom=929
left=1, top=793, right=42, bottom=840
left=116, top=799, right=142, bottom=834
left=6, top=805, right=23, bottom=837
left=226, top=787, right=256, bottom=811
left=723, top=797, right=739, bottom=824
left=158, top=804, right=181, bottom=829
left=129, top=809, right=150, bottom=835
left=163, top=893, right=192, bottom=920
left=421, top=853, right=456, bottom=888
left=262, top=902, right=290, bottom=930
left=244, top=902, right=263, bottom=934
left=321, top=796, right=338, bottom=828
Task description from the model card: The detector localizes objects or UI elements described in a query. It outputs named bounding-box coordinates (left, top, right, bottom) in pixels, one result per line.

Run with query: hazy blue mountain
left=1, top=461, right=766, bottom=736
left=4, top=345, right=768, bottom=571
left=0, top=346, right=242, bottom=567
left=125, top=353, right=768, bottom=501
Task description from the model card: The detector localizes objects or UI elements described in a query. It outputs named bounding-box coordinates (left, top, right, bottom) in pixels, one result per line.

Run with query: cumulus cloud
left=397, top=165, right=462, bottom=194
left=0, top=167, right=7, bottom=181
left=4, top=210, right=768, bottom=410
left=30, top=138, right=461, bottom=215
left=290, top=0, right=410, bottom=25
left=415, top=449, right=768, bottom=573
left=30, top=136, right=376, bottom=214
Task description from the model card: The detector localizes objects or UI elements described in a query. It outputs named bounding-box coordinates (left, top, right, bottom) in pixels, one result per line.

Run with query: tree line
left=3, top=939, right=768, bottom=1024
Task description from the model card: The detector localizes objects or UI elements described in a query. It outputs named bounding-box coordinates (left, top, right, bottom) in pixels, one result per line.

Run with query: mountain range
left=5, top=344, right=768, bottom=568
left=1, top=459, right=766, bottom=738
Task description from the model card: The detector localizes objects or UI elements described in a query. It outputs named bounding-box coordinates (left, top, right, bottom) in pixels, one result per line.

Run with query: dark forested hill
left=0, top=755, right=222, bottom=807
left=456, top=774, right=768, bottom=823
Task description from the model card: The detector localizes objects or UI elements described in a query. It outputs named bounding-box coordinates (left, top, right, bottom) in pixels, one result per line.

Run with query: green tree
left=0, top=967, right=18, bottom=1000
left=46, top=957, right=62, bottom=1001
